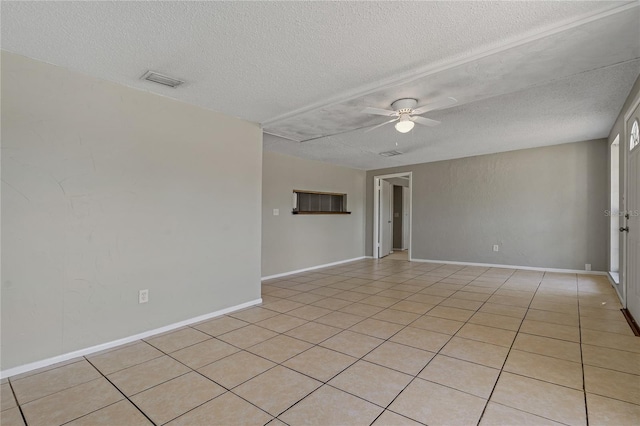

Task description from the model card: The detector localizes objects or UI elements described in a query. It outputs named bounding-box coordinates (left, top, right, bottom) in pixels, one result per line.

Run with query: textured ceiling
left=2, top=1, right=640, bottom=170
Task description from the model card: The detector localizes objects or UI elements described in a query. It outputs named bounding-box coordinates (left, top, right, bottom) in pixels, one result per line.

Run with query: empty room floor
left=2, top=259, right=640, bottom=426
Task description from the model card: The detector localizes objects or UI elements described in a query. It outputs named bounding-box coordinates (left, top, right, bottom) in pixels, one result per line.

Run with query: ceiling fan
left=362, top=97, right=457, bottom=133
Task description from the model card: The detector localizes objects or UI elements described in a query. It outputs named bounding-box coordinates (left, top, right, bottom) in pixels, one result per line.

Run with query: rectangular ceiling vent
left=140, top=70, right=184, bottom=88
left=379, top=150, right=402, bottom=157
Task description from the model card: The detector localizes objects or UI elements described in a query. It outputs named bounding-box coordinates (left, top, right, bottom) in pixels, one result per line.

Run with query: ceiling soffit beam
left=261, top=2, right=639, bottom=129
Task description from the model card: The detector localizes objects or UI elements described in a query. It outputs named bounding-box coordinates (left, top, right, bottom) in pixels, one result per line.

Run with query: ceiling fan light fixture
left=395, top=114, right=414, bottom=133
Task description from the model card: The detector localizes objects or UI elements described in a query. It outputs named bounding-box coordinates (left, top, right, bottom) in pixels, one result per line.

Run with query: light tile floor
left=2, top=259, right=640, bottom=425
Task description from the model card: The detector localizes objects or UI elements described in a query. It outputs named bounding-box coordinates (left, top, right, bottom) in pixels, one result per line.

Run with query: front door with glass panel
left=625, top=107, right=640, bottom=321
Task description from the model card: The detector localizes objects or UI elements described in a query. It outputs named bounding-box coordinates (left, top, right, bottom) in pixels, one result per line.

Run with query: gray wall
left=366, top=140, right=609, bottom=271
left=607, top=73, right=640, bottom=298
left=1, top=52, right=263, bottom=370
left=262, top=151, right=366, bottom=277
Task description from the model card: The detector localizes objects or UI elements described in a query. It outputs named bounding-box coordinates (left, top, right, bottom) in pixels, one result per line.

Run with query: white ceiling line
left=262, top=131, right=299, bottom=143
left=261, top=1, right=638, bottom=128
left=270, top=57, right=640, bottom=144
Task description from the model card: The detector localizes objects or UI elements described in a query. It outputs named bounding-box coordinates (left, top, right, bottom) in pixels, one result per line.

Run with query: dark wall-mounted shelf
left=292, top=211, right=351, bottom=215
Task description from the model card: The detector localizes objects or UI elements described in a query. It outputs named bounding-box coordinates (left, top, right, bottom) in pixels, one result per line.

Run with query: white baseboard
left=608, top=271, right=620, bottom=285
left=607, top=272, right=625, bottom=303
left=1, top=298, right=262, bottom=379
left=409, top=258, right=608, bottom=275
left=261, top=256, right=368, bottom=280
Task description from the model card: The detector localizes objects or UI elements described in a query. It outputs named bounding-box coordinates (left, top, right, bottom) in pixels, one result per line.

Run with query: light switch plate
left=273, top=209, right=279, bottom=216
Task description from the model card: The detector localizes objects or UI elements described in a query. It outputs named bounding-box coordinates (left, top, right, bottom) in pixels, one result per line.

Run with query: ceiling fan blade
left=365, top=118, right=397, bottom=132
left=412, top=116, right=441, bottom=127
left=361, top=107, right=398, bottom=117
left=412, top=97, right=457, bottom=115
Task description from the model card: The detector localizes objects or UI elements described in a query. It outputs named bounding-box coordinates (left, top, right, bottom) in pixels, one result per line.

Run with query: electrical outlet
left=585, top=264, right=591, bottom=271
left=273, top=209, right=279, bottom=216
left=493, top=245, right=499, bottom=252
left=139, top=289, right=149, bottom=304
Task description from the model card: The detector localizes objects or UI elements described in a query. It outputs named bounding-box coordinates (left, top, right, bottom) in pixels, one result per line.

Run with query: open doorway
left=373, top=172, right=412, bottom=259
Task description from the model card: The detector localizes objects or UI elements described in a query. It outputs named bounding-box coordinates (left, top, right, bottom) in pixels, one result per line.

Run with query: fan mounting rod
left=391, top=98, right=418, bottom=113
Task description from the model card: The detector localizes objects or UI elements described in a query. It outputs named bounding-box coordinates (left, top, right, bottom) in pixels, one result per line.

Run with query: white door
left=380, top=180, right=393, bottom=257
left=625, top=106, right=640, bottom=321
left=402, top=186, right=410, bottom=250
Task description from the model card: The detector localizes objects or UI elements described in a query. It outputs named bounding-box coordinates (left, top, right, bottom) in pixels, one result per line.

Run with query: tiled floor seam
left=139, top=345, right=278, bottom=425
left=7, top=380, right=29, bottom=426
left=82, top=357, right=159, bottom=426
left=368, top=408, right=426, bottom=426
left=230, top=381, right=313, bottom=419
left=270, top=307, right=425, bottom=394
left=8, top=359, right=86, bottom=384
left=91, top=349, right=165, bottom=376
left=169, top=389, right=275, bottom=425
left=179, top=316, right=384, bottom=417
left=58, top=400, right=124, bottom=426
left=577, top=284, right=591, bottom=426
left=365, top=277, right=484, bottom=423
left=271, top=276, right=459, bottom=423
left=355, top=314, right=462, bottom=424
left=576, top=293, right=640, bottom=411
left=90, top=337, right=276, bottom=426
left=154, top=336, right=273, bottom=391
left=486, top=401, right=575, bottom=426
left=10, top=374, right=102, bottom=407
left=475, top=272, right=543, bottom=425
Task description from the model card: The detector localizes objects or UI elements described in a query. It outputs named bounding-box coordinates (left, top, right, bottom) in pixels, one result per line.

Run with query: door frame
left=373, top=172, right=412, bottom=259
left=402, top=186, right=410, bottom=250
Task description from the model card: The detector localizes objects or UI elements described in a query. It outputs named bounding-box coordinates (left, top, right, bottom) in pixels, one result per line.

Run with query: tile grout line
left=58, top=400, right=128, bottom=426
left=89, top=348, right=166, bottom=378
left=478, top=272, right=602, bottom=425
left=124, top=335, right=279, bottom=425
left=257, top=264, right=635, bottom=423
left=267, top=260, right=502, bottom=420
left=285, top=262, right=515, bottom=422
left=377, top=265, right=519, bottom=423
left=176, top=266, right=433, bottom=424
left=92, top=326, right=280, bottom=425
left=82, top=357, right=159, bottom=426
left=474, top=268, right=541, bottom=425
left=577, top=278, right=590, bottom=426
left=367, top=265, right=515, bottom=425
left=7, top=380, right=29, bottom=426
left=10, top=374, right=114, bottom=411
left=274, top=261, right=470, bottom=424
left=280, top=274, right=456, bottom=423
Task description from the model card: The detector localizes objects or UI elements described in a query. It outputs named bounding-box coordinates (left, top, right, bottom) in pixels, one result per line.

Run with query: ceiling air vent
left=140, top=70, right=184, bottom=88
left=379, top=150, right=402, bottom=157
